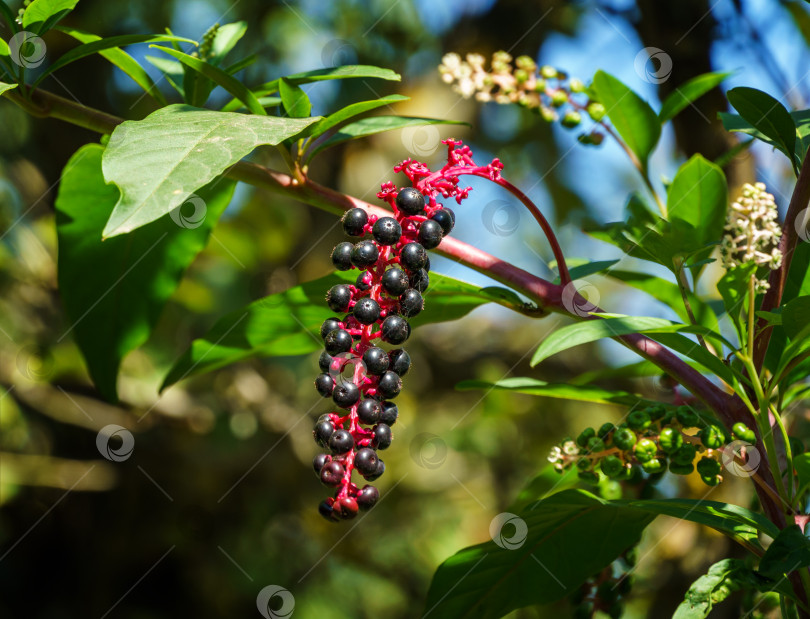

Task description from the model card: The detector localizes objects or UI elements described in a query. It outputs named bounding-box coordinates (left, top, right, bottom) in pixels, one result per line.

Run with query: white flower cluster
left=720, top=182, right=783, bottom=292
left=547, top=440, right=579, bottom=472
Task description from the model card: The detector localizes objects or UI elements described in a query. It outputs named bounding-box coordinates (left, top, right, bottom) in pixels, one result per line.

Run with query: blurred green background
left=0, top=0, right=807, bottom=617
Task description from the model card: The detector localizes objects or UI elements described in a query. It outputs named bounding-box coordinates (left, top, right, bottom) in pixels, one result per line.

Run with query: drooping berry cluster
left=569, top=548, right=637, bottom=619
left=548, top=405, right=757, bottom=487
left=311, top=140, right=504, bottom=521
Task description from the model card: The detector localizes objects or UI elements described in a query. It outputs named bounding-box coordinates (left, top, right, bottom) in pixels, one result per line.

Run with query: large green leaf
left=667, top=155, right=727, bottom=255
left=262, top=65, right=400, bottom=92
left=161, top=271, right=518, bottom=389
left=101, top=104, right=318, bottom=237
left=673, top=559, right=781, bottom=618
left=659, top=72, right=730, bottom=123
left=22, top=0, right=78, bottom=33
left=590, top=70, right=661, bottom=169
left=306, top=115, right=466, bottom=161
left=0, top=81, right=17, bottom=96
left=727, top=87, right=799, bottom=171
left=55, top=144, right=235, bottom=401
left=783, top=296, right=810, bottom=339
left=759, top=525, right=810, bottom=578
left=455, top=377, right=657, bottom=407
left=55, top=26, right=167, bottom=105
left=33, top=34, right=195, bottom=88
left=279, top=77, right=311, bottom=118
left=423, top=490, right=654, bottom=619
left=301, top=94, right=409, bottom=140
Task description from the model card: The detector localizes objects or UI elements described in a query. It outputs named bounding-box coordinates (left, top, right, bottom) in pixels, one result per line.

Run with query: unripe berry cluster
left=548, top=405, right=755, bottom=487
left=570, top=549, right=636, bottom=619
left=438, top=51, right=605, bottom=144
left=312, top=188, right=456, bottom=521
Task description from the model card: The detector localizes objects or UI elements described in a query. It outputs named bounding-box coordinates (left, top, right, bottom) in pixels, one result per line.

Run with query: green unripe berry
left=700, top=473, right=721, bottom=487
left=626, top=464, right=644, bottom=484
left=642, top=458, right=665, bottom=474
left=601, top=479, right=623, bottom=501
left=578, top=471, right=599, bottom=485
left=676, top=405, right=699, bottom=428
left=550, top=90, right=568, bottom=107
left=540, top=65, right=557, bottom=79
left=533, top=78, right=547, bottom=92
left=598, top=423, right=617, bottom=440
left=669, top=461, right=694, bottom=475
left=600, top=455, right=625, bottom=478
left=568, top=78, right=585, bottom=93
left=576, top=427, right=595, bottom=447
left=561, top=111, right=581, bottom=128
left=633, top=438, right=657, bottom=462
left=732, top=422, right=756, bottom=443
left=586, top=437, right=606, bottom=453
left=647, top=405, right=666, bottom=422
left=586, top=102, right=606, bottom=121
left=672, top=443, right=697, bottom=464
left=515, top=55, right=536, bottom=71
left=699, top=425, right=725, bottom=449
left=514, top=69, right=529, bottom=84
left=696, top=456, right=722, bottom=477
left=659, top=427, right=684, bottom=453
left=627, top=410, right=651, bottom=431
left=539, top=106, right=558, bottom=122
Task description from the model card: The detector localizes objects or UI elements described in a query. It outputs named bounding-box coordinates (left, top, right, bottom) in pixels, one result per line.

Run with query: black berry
left=313, top=453, right=331, bottom=475
left=313, top=419, right=334, bottom=447
left=372, top=217, right=402, bottom=246
left=354, top=447, right=379, bottom=476
left=343, top=208, right=368, bottom=236
left=353, top=297, right=381, bottom=324
left=357, top=398, right=382, bottom=424
left=335, top=497, right=359, bottom=519
left=362, top=346, right=389, bottom=375
left=355, top=273, right=371, bottom=291
left=328, top=429, right=354, bottom=454
left=324, top=328, right=352, bottom=355
left=417, top=219, right=443, bottom=249
left=364, top=458, right=385, bottom=481
left=318, top=351, right=333, bottom=372
left=400, top=242, right=427, bottom=271
left=318, top=499, right=337, bottom=521
left=381, top=315, right=410, bottom=344
left=373, top=423, right=393, bottom=449
left=320, top=461, right=345, bottom=486
left=409, top=269, right=429, bottom=293
left=333, top=382, right=361, bottom=408
left=320, top=318, right=342, bottom=339
left=382, top=267, right=409, bottom=296
left=377, top=371, right=402, bottom=399
left=356, top=485, right=379, bottom=510
left=399, top=289, right=423, bottom=317
left=326, top=284, right=352, bottom=312
left=314, top=373, right=335, bottom=397
left=331, top=242, right=354, bottom=271
left=431, top=208, right=455, bottom=234
left=395, top=187, right=425, bottom=215
left=380, top=401, right=398, bottom=426
left=351, top=241, right=379, bottom=268
left=388, top=349, right=411, bottom=376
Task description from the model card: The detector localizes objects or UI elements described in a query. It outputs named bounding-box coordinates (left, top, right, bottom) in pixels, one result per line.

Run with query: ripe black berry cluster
left=312, top=187, right=456, bottom=521
left=548, top=405, right=755, bottom=487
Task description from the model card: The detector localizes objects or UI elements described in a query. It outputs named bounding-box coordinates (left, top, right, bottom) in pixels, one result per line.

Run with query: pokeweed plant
left=2, top=3, right=810, bottom=617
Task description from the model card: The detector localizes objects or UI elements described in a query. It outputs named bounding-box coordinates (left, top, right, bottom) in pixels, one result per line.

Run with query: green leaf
left=306, top=115, right=466, bottom=161
left=161, top=272, right=513, bottom=389
left=727, top=87, right=799, bottom=170
left=22, top=0, right=78, bottom=33
left=651, top=332, right=738, bottom=386
left=101, top=104, right=318, bottom=237
left=590, top=70, right=661, bottom=169
left=423, top=489, right=654, bottom=619
left=261, top=65, right=400, bottom=93
left=455, top=377, right=657, bottom=407
left=659, top=72, right=730, bottom=123
left=673, top=559, right=778, bottom=618
left=54, top=26, right=167, bottom=105
left=783, top=296, right=810, bottom=339
left=55, top=144, right=235, bottom=401
left=0, top=2, right=19, bottom=32
left=717, top=264, right=757, bottom=318
left=144, top=55, right=185, bottom=97
left=794, top=453, right=810, bottom=496
left=785, top=240, right=810, bottom=304
left=667, top=155, right=727, bottom=255
left=550, top=258, right=619, bottom=284
left=150, top=45, right=265, bottom=115
left=34, top=34, right=195, bottom=89
left=0, top=81, right=18, bottom=96
left=279, top=77, right=311, bottom=118
left=301, top=94, right=409, bottom=139
left=759, top=525, right=810, bottom=578
left=530, top=316, right=729, bottom=367
left=209, top=21, right=247, bottom=66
